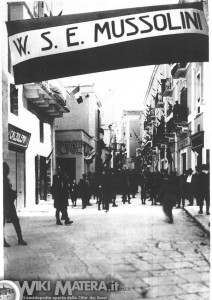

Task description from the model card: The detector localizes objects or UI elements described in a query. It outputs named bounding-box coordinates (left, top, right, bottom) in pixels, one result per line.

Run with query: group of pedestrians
left=139, top=165, right=210, bottom=223
left=177, top=165, right=210, bottom=214
left=3, top=161, right=210, bottom=246
left=51, top=164, right=210, bottom=221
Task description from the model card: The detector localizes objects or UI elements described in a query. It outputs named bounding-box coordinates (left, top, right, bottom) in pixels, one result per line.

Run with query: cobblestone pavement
left=4, top=195, right=210, bottom=300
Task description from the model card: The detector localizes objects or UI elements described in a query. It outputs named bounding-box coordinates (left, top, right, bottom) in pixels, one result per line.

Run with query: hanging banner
left=7, top=2, right=208, bottom=85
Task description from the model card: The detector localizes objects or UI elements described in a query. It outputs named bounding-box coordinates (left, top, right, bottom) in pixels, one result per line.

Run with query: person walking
left=51, top=166, right=73, bottom=225
left=111, top=169, right=118, bottom=207
left=150, top=172, right=158, bottom=206
left=78, top=174, right=90, bottom=209
left=101, top=169, right=112, bottom=212
left=130, top=170, right=138, bottom=198
left=177, top=171, right=187, bottom=208
left=185, top=168, right=194, bottom=206
left=139, top=169, right=147, bottom=205
left=3, top=162, right=27, bottom=247
left=122, top=172, right=131, bottom=204
left=193, top=166, right=207, bottom=214
left=86, top=172, right=93, bottom=206
left=158, top=172, right=178, bottom=224
left=202, top=164, right=210, bottom=215
left=70, top=179, right=78, bottom=207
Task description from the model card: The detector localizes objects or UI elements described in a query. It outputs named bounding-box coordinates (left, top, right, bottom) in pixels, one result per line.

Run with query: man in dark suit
left=139, top=169, right=147, bottom=205
left=3, top=162, right=27, bottom=247
left=193, top=165, right=207, bottom=214
left=51, top=166, right=73, bottom=225
left=78, top=174, right=91, bottom=209
left=202, top=164, right=210, bottom=215
left=101, top=169, right=113, bottom=212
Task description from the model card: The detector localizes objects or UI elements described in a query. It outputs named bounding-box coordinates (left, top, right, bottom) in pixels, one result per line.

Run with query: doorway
left=35, top=155, right=51, bottom=203
left=8, top=146, right=25, bottom=209
left=181, top=153, right=186, bottom=174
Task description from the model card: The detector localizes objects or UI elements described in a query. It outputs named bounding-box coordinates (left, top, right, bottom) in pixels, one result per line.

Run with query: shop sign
left=8, top=124, right=31, bottom=148
left=178, top=136, right=190, bottom=150
left=190, top=131, right=204, bottom=149
left=6, top=2, right=208, bottom=85
left=56, top=141, right=83, bottom=155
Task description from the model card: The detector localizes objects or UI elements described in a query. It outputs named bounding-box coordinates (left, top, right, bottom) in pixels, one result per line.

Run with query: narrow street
left=4, top=195, right=210, bottom=300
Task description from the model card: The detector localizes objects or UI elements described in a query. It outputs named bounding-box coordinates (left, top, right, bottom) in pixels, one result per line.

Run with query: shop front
left=178, top=136, right=190, bottom=174
left=56, top=139, right=94, bottom=183
left=7, top=124, right=31, bottom=209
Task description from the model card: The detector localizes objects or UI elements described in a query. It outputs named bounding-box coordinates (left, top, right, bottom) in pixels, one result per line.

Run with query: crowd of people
left=51, top=164, right=210, bottom=224
left=3, top=161, right=210, bottom=247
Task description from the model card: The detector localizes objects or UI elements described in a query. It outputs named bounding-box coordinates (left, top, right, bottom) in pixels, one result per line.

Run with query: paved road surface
left=4, top=196, right=210, bottom=300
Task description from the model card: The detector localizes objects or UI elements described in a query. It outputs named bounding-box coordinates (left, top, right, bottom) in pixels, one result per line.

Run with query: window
left=206, top=149, right=210, bottom=165
left=180, top=88, right=188, bottom=122
left=40, top=120, right=44, bottom=143
left=10, top=84, right=18, bottom=115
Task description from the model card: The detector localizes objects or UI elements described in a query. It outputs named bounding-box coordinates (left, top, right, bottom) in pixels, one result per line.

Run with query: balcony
left=171, top=63, right=187, bottom=79
left=24, top=81, right=70, bottom=118
left=163, top=78, right=173, bottom=97
left=173, top=103, right=188, bottom=124
left=155, top=92, right=164, bottom=108
left=156, top=101, right=164, bottom=109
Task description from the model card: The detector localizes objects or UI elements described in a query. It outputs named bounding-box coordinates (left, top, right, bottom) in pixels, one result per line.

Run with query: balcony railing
left=24, top=81, right=70, bottom=118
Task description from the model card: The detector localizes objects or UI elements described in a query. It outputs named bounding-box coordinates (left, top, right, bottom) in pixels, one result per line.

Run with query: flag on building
left=84, top=149, right=96, bottom=162
left=71, top=86, right=83, bottom=104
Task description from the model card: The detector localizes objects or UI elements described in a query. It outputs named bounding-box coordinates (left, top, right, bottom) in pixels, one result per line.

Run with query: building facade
left=138, top=0, right=209, bottom=174
left=119, top=110, right=141, bottom=169
left=140, top=57, right=209, bottom=174
left=2, top=1, right=70, bottom=208
left=54, top=84, right=102, bottom=182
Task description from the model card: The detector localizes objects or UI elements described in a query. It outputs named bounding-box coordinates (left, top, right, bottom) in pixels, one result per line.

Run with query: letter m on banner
left=6, top=2, right=208, bottom=85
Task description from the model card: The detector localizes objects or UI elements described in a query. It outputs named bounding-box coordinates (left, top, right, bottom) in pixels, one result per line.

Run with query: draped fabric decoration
left=7, top=2, right=208, bottom=85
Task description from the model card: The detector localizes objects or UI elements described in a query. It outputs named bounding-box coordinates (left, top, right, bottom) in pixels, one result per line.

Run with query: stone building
left=54, top=84, right=102, bottom=182
left=2, top=1, right=70, bottom=208
left=141, top=59, right=209, bottom=174
left=119, top=110, right=141, bottom=169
